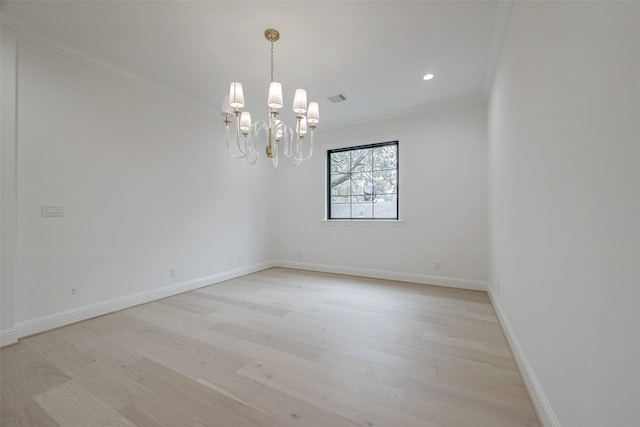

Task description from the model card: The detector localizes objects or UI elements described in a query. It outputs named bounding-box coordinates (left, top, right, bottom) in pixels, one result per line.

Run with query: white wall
left=275, top=101, right=488, bottom=289
left=2, top=32, right=276, bottom=340
left=488, top=2, right=639, bottom=426
left=1, top=26, right=18, bottom=345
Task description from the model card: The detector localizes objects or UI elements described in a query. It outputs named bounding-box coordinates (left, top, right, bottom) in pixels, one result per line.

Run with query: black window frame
left=326, top=140, right=399, bottom=220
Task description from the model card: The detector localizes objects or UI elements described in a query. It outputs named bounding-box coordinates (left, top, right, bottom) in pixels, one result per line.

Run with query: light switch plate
left=42, top=205, right=64, bottom=217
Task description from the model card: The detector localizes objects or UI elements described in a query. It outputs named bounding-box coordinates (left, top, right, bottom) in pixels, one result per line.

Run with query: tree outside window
left=327, top=141, right=398, bottom=219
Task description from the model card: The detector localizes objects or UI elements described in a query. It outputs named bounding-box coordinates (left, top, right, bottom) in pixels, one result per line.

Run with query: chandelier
left=221, top=29, right=319, bottom=167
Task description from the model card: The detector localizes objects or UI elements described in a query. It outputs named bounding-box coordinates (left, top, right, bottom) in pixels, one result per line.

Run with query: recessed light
left=423, top=73, right=434, bottom=81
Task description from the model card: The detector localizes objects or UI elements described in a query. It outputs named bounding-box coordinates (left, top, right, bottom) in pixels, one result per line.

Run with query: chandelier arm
left=292, top=138, right=303, bottom=158
left=278, top=126, right=295, bottom=166
left=225, top=120, right=249, bottom=159
left=236, top=116, right=252, bottom=156
left=282, top=128, right=292, bottom=158
left=282, top=133, right=290, bottom=157
left=272, top=137, right=279, bottom=167
left=247, top=151, right=258, bottom=165
left=287, top=133, right=303, bottom=165
left=269, top=111, right=276, bottom=155
left=283, top=126, right=303, bottom=159
left=287, top=155, right=302, bottom=167
left=289, top=138, right=300, bottom=157
left=299, top=129, right=315, bottom=161
left=244, top=126, right=259, bottom=157
left=295, top=143, right=305, bottom=162
left=230, top=114, right=252, bottom=157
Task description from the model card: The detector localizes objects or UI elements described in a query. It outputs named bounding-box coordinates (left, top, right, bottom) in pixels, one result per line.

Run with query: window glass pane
left=373, top=145, right=397, bottom=170
left=372, top=194, right=397, bottom=219
left=350, top=173, right=372, bottom=199
left=351, top=202, right=374, bottom=219
left=350, top=149, right=373, bottom=173
left=330, top=203, right=351, bottom=218
left=331, top=196, right=350, bottom=204
left=330, top=174, right=351, bottom=196
left=330, top=152, right=351, bottom=174
left=373, top=170, right=397, bottom=195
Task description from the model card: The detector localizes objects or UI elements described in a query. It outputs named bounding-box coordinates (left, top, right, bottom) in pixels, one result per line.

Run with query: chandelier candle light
left=222, top=28, right=319, bottom=167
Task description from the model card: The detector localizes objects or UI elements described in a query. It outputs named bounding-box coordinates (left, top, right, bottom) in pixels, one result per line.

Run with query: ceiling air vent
left=328, top=94, right=348, bottom=103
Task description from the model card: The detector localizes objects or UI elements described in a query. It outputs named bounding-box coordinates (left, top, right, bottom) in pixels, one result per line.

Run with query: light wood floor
left=1, top=268, right=540, bottom=427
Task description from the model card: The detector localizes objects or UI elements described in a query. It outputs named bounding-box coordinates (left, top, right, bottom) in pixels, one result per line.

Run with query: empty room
left=1, top=1, right=638, bottom=427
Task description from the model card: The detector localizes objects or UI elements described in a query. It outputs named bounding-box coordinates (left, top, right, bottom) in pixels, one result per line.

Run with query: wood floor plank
left=54, top=323, right=139, bottom=368
left=103, top=320, right=270, bottom=406
left=0, top=374, right=60, bottom=427
left=124, top=301, right=239, bottom=347
left=315, top=350, right=371, bottom=376
left=237, top=360, right=442, bottom=427
left=230, top=315, right=441, bottom=379
left=118, top=357, right=279, bottom=427
left=156, top=294, right=218, bottom=316
left=209, top=321, right=326, bottom=361
left=0, top=339, right=71, bottom=396
left=106, top=317, right=249, bottom=374
left=197, top=284, right=282, bottom=307
left=193, top=293, right=291, bottom=317
left=436, top=361, right=529, bottom=397
left=33, top=380, right=138, bottom=427
left=1, top=268, right=540, bottom=427
left=365, top=362, right=536, bottom=420
left=247, top=385, right=364, bottom=427
left=230, top=340, right=406, bottom=409
left=394, top=332, right=516, bottom=368
left=80, top=311, right=134, bottom=336
left=402, top=391, right=540, bottom=427
left=281, top=304, right=444, bottom=340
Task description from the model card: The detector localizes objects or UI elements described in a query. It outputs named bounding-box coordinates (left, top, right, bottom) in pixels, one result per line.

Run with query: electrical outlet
left=435, top=260, right=441, bottom=271
left=71, top=288, right=77, bottom=296
left=170, top=268, right=176, bottom=278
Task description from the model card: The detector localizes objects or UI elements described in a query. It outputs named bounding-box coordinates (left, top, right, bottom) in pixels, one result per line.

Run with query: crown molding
left=483, top=0, right=514, bottom=97
left=323, top=94, right=486, bottom=133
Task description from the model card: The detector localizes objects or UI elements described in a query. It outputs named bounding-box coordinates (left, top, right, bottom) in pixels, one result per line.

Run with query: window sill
left=321, top=219, right=405, bottom=227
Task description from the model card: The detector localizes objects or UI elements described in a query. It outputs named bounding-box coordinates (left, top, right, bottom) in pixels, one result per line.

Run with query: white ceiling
left=1, top=1, right=508, bottom=130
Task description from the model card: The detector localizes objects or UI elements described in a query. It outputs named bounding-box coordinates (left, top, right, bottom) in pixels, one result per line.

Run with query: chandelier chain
left=270, top=41, right=274, bottom=82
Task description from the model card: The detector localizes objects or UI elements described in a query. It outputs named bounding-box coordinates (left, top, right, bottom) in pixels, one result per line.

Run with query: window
left=327, top=141, right=399, bottom=220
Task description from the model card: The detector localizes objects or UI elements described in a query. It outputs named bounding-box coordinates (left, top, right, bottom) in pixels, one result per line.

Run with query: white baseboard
left=15, top=262, right=275, bottom=340
left=487, top=288, right=561, bottom=427
left=275, top=260, right=487, bottom=291
left=0, top=327, right=18, bottom=347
